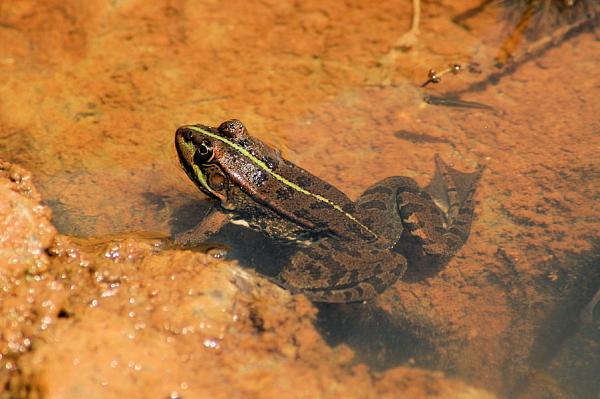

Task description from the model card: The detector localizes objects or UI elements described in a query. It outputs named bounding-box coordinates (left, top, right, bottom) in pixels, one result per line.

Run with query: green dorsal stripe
left=187, top=125, right=377, bottom=239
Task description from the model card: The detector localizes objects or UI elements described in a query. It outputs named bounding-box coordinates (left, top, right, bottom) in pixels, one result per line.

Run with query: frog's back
left=255, top=158, right=371, bottom=240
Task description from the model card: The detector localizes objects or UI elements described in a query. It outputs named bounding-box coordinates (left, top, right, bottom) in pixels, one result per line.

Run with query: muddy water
left=1, top=1, right=598, bottom=398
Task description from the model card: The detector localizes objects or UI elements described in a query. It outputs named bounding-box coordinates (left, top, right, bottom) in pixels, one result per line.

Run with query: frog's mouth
left=175, top=128, right=229, bottom=206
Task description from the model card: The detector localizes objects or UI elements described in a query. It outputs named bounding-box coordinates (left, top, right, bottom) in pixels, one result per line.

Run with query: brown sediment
left=0, top=0, right=598, bottom=397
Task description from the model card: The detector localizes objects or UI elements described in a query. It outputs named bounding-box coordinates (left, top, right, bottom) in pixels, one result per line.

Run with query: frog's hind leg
left=429, top=155, right=482, bottom=252
left=400, top=155, right=483, bottom=258
left=278, top=239, right=407, bottom=303
left=296, top=259, right=406, bottom=303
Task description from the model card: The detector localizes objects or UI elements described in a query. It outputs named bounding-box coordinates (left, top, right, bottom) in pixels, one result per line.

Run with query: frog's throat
left=186, top=124, right=378, bottom=240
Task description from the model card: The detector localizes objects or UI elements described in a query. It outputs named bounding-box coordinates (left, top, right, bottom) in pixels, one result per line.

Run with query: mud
left=0, top=0, right=598, bottom=398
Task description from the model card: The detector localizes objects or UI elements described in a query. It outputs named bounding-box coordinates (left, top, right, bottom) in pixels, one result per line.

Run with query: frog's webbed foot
left=399, top=155, right=483, bottom=258
left=277, top=240, right=407, bottom=303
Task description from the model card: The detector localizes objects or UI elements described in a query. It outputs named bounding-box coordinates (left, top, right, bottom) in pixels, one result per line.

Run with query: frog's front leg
left=171, top=207, right=230, bottom=248
left=278, top=239, right=407, bottom=303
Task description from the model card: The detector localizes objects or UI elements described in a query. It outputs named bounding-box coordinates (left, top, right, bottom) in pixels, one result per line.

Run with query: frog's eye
left=218, top=119, right=246, bottom=138
left=193, top=139, right=214, bottom=164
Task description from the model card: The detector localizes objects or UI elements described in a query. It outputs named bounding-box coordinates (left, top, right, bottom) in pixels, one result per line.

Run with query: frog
left=174, top=119, right=482, bottom=303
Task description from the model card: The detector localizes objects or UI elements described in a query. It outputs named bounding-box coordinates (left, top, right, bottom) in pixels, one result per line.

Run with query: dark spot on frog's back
left=276, top=186, right=294, bottom=200
left=309, top=201, right=330, bottom=210
left=249, top=169, right=268, bottom=186
left=342, top=202, right=355, bottom=214
left=238, top=138, right=251, bottom=149
left=292, top=208, right=311, bottom=220
left=296, top=174, right=315, bottom=187
left=263, top=156, right=277, bottom=170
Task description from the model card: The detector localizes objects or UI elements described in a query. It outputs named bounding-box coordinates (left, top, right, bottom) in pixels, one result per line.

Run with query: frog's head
left=175, top=120, right=243, bottom=209
left=175, top=119, right=278, bottom=211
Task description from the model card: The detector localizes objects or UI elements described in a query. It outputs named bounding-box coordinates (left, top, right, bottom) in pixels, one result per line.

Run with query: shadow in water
left=508, top=241, right=600, bottom=399
left=314, top=301, right=437, bottom=371
left=169, top=198, right=212, bottom=235
left=170, top=200, right=600, bottom=397
left=171, top=198, right=297, bottom=277
left=170, top=199, right=447, bottom=371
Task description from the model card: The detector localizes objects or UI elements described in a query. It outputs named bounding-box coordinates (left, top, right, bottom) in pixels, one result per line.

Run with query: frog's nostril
left=176, top=127, right=193, bottom=143
left=176, top=127, right=187, bottom=141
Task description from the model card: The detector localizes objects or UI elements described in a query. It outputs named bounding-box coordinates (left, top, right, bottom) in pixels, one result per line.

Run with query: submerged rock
left=0, top=161, right=495, bottom=398
left=0, top=161, right=56, bottom=276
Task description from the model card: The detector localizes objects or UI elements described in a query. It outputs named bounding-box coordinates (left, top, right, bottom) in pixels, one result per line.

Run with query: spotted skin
left=175, top=120, right=482, bottom=303
left=279, top=159, right=482, bottom=302
left=280, top=238, right=408, bottom=303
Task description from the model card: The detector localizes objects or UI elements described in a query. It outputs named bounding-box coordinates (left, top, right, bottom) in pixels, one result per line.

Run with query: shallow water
left=1, top=1, right=598, bottom=397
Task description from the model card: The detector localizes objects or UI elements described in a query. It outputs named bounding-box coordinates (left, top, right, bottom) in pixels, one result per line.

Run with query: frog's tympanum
left=175, top=120, right=482, bottom=303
